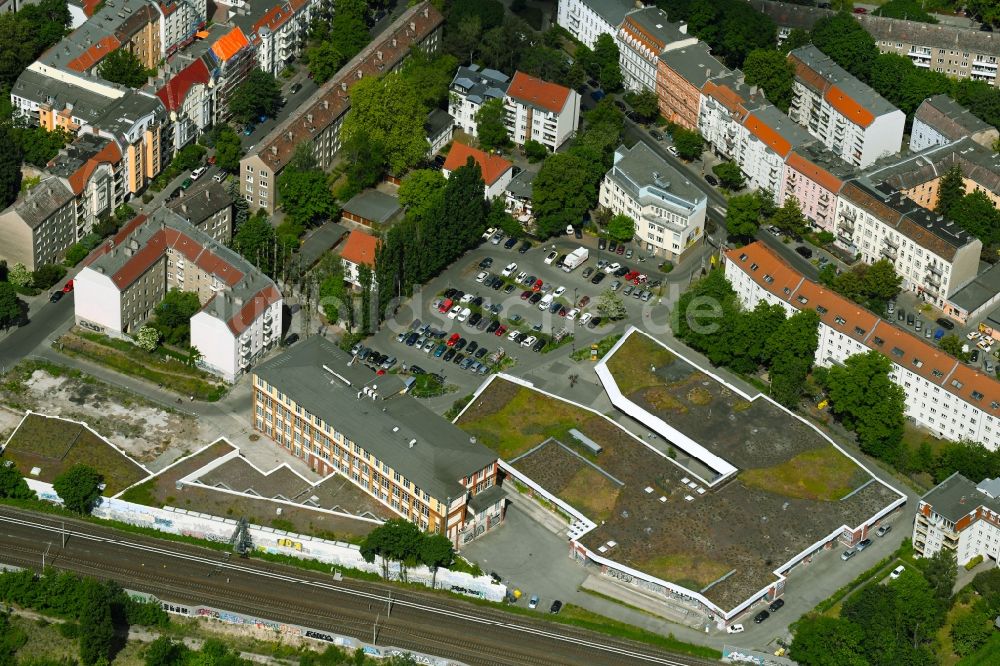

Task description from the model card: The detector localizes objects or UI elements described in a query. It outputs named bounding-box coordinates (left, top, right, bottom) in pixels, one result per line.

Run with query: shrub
left=64, top=244, right=90, bottom=267
left=966, top=554, right=984, bottom=571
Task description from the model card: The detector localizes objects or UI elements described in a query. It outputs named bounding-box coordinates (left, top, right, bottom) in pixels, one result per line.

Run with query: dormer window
left=816, top=305, right=828, bottom=314
left=797, top=295, right=808, bottom=304
left=912, top=358, right=923, bottom=368
left=972, top=391, right=984, bottom=401
left=764, top=275, right=774, bottom=284
left=750, top=263, right=758, bottom=271
left=854, top=326, right=865, bottom=336
left=834, top=316, right=846, bottom=325
left=951, top=379, right=964, bottom=390
left=872, top=336, right=884, bottom=346
left=739, top=253, right=748, bottom=261
left=891, top=347, right=904, bottom=357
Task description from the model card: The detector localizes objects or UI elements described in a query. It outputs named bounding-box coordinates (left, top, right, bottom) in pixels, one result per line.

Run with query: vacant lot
left=3, top=413, right=148, bottom=494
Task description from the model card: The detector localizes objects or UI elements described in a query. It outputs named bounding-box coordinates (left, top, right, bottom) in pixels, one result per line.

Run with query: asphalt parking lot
left=361, top=237, right=662, bottom=395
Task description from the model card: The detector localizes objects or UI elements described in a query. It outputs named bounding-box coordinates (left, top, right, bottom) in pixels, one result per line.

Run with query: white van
left=538, top=294, right=554, bottom=310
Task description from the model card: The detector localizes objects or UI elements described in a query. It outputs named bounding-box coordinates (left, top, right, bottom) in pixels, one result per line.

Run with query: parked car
left=726, top=624, right=744, bottom=634
left=549, top=600, right=562, bottom=614
left=705, top=174, right=719, bottom=186
left=191, top=166, right=207, bottom=180
left=532, top=338, right=546, bottom=352
left=49, top=290, right=64, bottom=303
left=518, top=241, right=532, bottom=254
left=768, top=598, right=785, bottom=613
left=856, top=538, right=873, bottom=551
left=290, top=82, right=302, bottom=94
left=795, top=246, right=813, bottom=259
left=504, top=237, right=518, bottom=249
left=62, top=280, right=74, bottom=293
left=890, top=565, right=905, bottom=580
left=598, top=238, right=607, bottom=251
left=936, top=318, right=955, bottom=330
left=753, top=610, right=770, bottom=624
left=841, top=549, right=856, bottom=561
left=544, top=250, right=558, bottom=265
left=528, top=595, right=539, bottom=609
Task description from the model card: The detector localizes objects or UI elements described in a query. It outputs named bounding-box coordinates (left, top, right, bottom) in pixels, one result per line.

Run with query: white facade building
left=447, top=65, right=509, bottom=138
left=909, top=94, right=1000, bottom=153
left=504, top=71, right=580, bottom=152
left=834, top=180, right=981, bottom=306
left=598, top=141, right=706, bottom=259
left=157, top=0, right=209, bottom=56
left=725, top=242, right=1000, bottom=450
left=234, top=0, right=321, bottom=78
left=787, top=45, right=905, bottom=169
left=616, top=7, right=695, bottom=92
left=556, top=0, right=637, bottom=49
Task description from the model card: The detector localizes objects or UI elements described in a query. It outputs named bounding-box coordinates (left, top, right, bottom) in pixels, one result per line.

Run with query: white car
left=538, top=294, right=554, bottom=310
left=502, top=262, right=517, bottom=277
left=604, top=262, right=621, bottom=274
left=482, top=226, right=497, bottom=240
left=460, top=293, right=474, bottom=304
left=553, top=286, right=566, bottom=298
left=968, top=331, right=981, bottom=340
left=565, top=308, right=580, bottom=320
left=448, top=305, right=462, bottom=319
left=667, top=145, right=678, bottom=157
left=475, top=271, right=489, bottom=283
left=889, top=565, right=905, bottom=580
left=191, top=166, right=207, bottom=180
left=726, top=624, right=744, bottom=634
left=579, top=312, right=593, bottom=326
left=521, top=335, right=537, bottom=347
left=516, top=271, right=528, bottom=283
left=457, top=307, right=471, bottom=322
left=507, top=329, right=520, bottom=342
left=544, top=251, right=558, bottom=265
left=212, top=172, right=226, bottom=183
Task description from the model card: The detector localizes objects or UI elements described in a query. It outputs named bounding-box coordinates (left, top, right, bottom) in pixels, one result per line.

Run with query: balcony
left=883, top=237, right=899, bottom=250
left=881, top=246, right=897, bottom=260
left=840, top=208, right=856, bottom=222
left=926, top=263, right=943, bottom=276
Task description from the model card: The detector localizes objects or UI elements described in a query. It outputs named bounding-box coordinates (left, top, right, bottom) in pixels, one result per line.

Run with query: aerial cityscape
left=2, top=0, right=1000, bottom=665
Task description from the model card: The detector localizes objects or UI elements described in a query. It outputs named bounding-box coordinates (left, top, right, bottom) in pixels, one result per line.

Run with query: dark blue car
left=590, top=90, right=605, bottom=102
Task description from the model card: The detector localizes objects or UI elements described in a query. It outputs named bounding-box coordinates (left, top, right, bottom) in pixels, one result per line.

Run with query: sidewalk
left=580, top=575, right=707, bottom=628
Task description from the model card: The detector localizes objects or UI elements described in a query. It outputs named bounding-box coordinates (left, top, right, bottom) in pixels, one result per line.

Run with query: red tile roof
left=227, top=284, right=281, bottom=335
left=743, top=113, right=792, bottom=157
left=443, top=143, right=512, bottom=186
left=506, top=71, right=571, bottom=114
left=785, top=151, right=844, bottom=193
left=212, top=27, right=250, bottom=62
left=67, top=35, right=121, bottom=72
left=824, top=84, right=875, bottom=129
left=340, top=229, right=378, bottom=268
left=156, top=58, right=211, bottom=112
left=81, top=213, right=149, bottom=267
left=67, top=141, right=123, bottom=195
left=701, top=80, right=751, bottom=116
left=727, top=242, right=1000, bottom=419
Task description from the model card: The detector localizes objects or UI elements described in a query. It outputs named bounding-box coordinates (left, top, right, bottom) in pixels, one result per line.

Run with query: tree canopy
left=475, top=98, right=508, bottom=152
left=661, top=0, right=776, bottom=68
left=873, top=0, right=938, bottom=23
left=213, top=126, right=244, bottom=173
left=743, top=48, right=795, bottom=113
left=725, top=191, right=774, bottom=241
left=0, top=462, right=33, bottom=500
left=228, top=70, right=282, bottom=127
left=712, top=161, right=745, bottom=191
left=340, top=72, right=428, bottom=176
left=0, top=125, right=23, bottom=208
left=820, top=259, right=902, bottom=312
left=53, top=464, right=103, bottom=514
left=97, top=48, right=150, bottom=88
left=152, top=288, right=202, bottom=346
left=607, top=214, right=635, bottom=242
left=811, top=12, right=878, bottom=81
left=670, top=127, right=704, bottom=161
left=532, top=153, right=595, bottom=239
left=278, top=165, right=339, bottom=227
left=0, top=282, right=23, bottom=330
left=0, top=0, right=71, bottom=90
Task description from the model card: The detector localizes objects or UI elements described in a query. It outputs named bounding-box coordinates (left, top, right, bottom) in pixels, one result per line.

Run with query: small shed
left=569, top=428, right=602, bottom=455
left=341, top=190, right=402, bottom=228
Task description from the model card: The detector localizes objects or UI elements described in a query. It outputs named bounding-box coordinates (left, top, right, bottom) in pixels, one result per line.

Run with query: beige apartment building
left=0, top=178, right=76, bottom=270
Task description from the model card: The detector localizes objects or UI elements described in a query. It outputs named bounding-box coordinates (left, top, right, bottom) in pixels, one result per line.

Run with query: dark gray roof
left=747, top=0, right=831, bottom=31
left=253, top=337, right=497, bottom=502
left=505, top=168, right=536, bottom=199
left=658, top=41, right=728, bottom=88
left=587, top=0, right=638, bottom=27
left=449, top=65, right=509, bottom=105
left=914, top=94, right=998, bottom=141
left=922, top=472, right=1000, bottom=524
left=424, top=108, right=454, bottom=139
left=866, top=137, right=1000, bottom=197
left=623, top=6, right=689, bottom=46
left=948, top=261, right=1000, bottom=312
left=47, top=133, right=116, bottom=180
left=606, top=141, right=707, bottom=214
left=166, top=179, right=233, bottom=227
left=791, top=142, right=857, bottom=182
left=342, top=190, right=402, bottom=225
left=858, top=13, right=1000, bottom=55
left=292, top=221, right=349, bottom=276
left=92, top=90, right=165, bottom=138
left=10, top=177, right=74, bottom=230
left=468, top=484, right=504, bottom=513
left=789, top=44, right=900, bottom=118
left=11, top=68, right=113, bottom=126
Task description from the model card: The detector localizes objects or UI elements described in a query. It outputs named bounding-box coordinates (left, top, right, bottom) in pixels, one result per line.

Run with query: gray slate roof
left=866, top=137, right=1000, bottom=197
left=915, top=94, right=998, bottom=141
left=505, top=168, right=536, bottom=200
left=450, top=64, right=510, bottom=105
left=166, top=179, right=234, bottom=227
left=789, top=44, right=900, bottom=118
left=342, top=190, right=401, bottom=225
left=587, top=0, right=639, bottom=27
left=606, top=140, right=707, bottom=214
left=424, top=108, right=454, bottom=139
left=11, top=68, right=112, bottom=126
left=253, top=336, right=497, bottom=502
left=10, top=177, right=74, bottom=230
left=623, top=6, right=689, bottom=46
left=658, top=41, right=728, bottom=88
left=922, top=472, right=1000, bottom=524
left=948, top=261, right=1000, bottom=312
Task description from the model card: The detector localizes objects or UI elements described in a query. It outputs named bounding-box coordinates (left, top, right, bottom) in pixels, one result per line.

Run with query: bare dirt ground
left=0, top=364, right=201, bottom=471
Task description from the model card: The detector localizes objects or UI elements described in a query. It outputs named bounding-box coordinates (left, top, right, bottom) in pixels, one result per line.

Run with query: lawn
left=603, top=332, right=676, bottom=394
left=58, top=330, right=226, bottom=401
left=3, top=413, right=148, bottom=495
left=557, top=466, right=620, bottom=523
left=739, top=446, right=865, bottom=501
left=638, top=553, right=732, bottom=591
left=570, top=333, right=621, bottom=361
left=958, top=632, right=1000, bottom=666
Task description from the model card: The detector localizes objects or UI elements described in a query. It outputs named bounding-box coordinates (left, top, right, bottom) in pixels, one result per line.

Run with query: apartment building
left=155, top=57, right=214, bottom=153
left=503, top=71, right=580, bottom=152
left=910, top=94, right=999, bottom=153
left=725, top=242, right=1000, bottom=450
left=656, top=42, right=727, bottom=131
left=834, top=179, right=981, bottom=306
left=505, top=169, right=536, bottom=225
left=75, top=208, right=282, bottom=382
left=240, top=2, right=444, bottom=213
left=616, top=7, right=695, bottom=93
left=442, top=142, right=513, bottom=201
left=206, top=26, right=256, bottom=123
left=232, top=0, right=321, bottom=78
left=339, top=228, right=378, bottom=288
left=157, top=0, right=209, bottom=56
left=556, top=0, right=637, bottom=49
left=781, top=144, right=854, bottom=234
left=424, top=108, right=453, bottom=156
left=914, top=474, right=1000, bottom=565
left=787, top=45, right=904, bottom=168
left=447, top=65, right=509, bottom=138
left=251, top=336, right=505, bottom=545
left=165, top=178, right=234, bottom=245
left=598, top=140, right=706, bottom=260
left=0, top=178, right=76, bottom=271
left=47, top=134, right=126, bottom=241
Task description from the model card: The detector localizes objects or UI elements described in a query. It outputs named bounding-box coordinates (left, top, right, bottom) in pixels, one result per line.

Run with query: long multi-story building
left=446, top=65, right=509, bottom=138
left=251, top=336, right=505, bottom=545
left=232, top=0, right=321, bottom=78
left=780, top=144, right=855, bottom=234
left=598, top=140, right=706, bottom=260
left=556, top=0, right=638, bottom=49
left=240, top=2, right=444, bottom=213
left=0, top=178, right=76, bottom=271
left=834, top=179, right=981, bottom=306
left=656, top=42, right=727, bottom=131
left=75, top=207, right=281, bottom=382
left=615, top=6, right=695, bottom=93
left=787, top=45, right=904, bottom=168
left=725, top=242, right=1000, bottom=449
left=914, top=474, right=1000, bottom=565
left=910, top=94, right=999, bottom=153
left=503, top=71, right=580, bottom=152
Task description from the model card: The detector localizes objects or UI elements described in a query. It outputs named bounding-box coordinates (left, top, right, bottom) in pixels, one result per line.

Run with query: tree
left=329, top=0, right=368, bottom=61
left=143, top=637, right=188, bottom=666
left=607, top=214, right=635, bottom=242
left=340, top=72, right=428, bottom=175
left=78, top=579, right=114, bottom=666
left=97, top=48, right=150, bottom=88
left=359, top=519, right=424, bottom=580
left=670, top=127, right=704, bottom=161
left=228, top=70, right=282, bottom=127
left=951, top=603, right=994, bottom=657
left=789, top=616, right=868, bottom=666
left=829, top=260, right=902, bottom=311
left=782, top=28, right=811, bottom=54
left=135, top=326, right=160, bottom=352
left=0, top=282, right=23, bottom=330
left=480, top=16, right=532, bottom=75
left=32, top=263, right=66, bottom=290
left=948, top=189, right=1000, bottom=248
left=213, top=126, right=244, bottom=173
left=532, top=153, right=595, bottom=239
left=419, top=533, right=454, bottom=588
left=772, top=197, right=808, bottom=237
left=623, top=90, right=659, bottom=122
left=725, top=192, right=768, bottom=240
left=445, top=14, right=482, bottom=63
left=824, top=351, right=906, bottom=462
left=517, top=45, right=570, bottom=87
left=523, top=139, right=548, bottom=162
left=592, top=34, right=621, bottom=91
left=16, top=126, right=71, bottom=168
left=401, top=52, right=459, bottom=110
left=319, top=264, right=351, bottom=327
left=597, top=289, right=627, bottom=320
left=766, top=309, right=819, bottom=407
left=398, top=169, right=446, bottom=222
left=232, top=211, right=277, bottom=275
left=7, top=263, right=31, bottom=288
left=441, top=157, right=488, bottom=253
left=726, top=301, right=787, bottom=374
left=172, top=143, right=206, bottom=172
left=152, top=288, right=202, bottom=346
left=874, top=0, right=937, bottom=23
left=939, top=334, right=971, bottom=361
left=811, top=11, right=878, bottom=80
left=278, top=167, right=339, bottom=227
left=935, top=165, right=966, bottom=216
left=712, top=162, right=744, bottom=191
left=923, top=549, right=957, bottom=603
left=53, top=464, right=103, bottom=514
left=474, top=98, right=508, bottom=152
left=487, top=196, right=522, bottom=239
left=0, top=126, right=22, bottom=208
left=339, top=129, right=386, bottom=199
left=305, top=40, right=344, bottom=84
left=743, top=49, right=795, bottom=113
left=0, top=463, right=33, bottom=500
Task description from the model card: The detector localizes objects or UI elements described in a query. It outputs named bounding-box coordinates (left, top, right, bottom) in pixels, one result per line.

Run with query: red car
left=624, top=271, right=639, bottom=282
left=438, top=298, right=453, bottom=313
left=446, top=333, right=461, bottom=347
left=61, top=279, right=74, bottom=293
left=577, top=295, right=590, bottom=308
left=616, top=245, right=625, bottom=255
left=532, top=279, right=543, bottom=292
left=495, top=325, right=508, bottom=337
left=520, top=290, right=532, bottom=300
left=853, top=7, right=867, bottom=13
left=207, top=155, right=217, bottom=165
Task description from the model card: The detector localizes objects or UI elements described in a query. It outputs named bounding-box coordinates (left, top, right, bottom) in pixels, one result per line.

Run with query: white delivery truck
left=562, top=247, right=589, bottom=272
